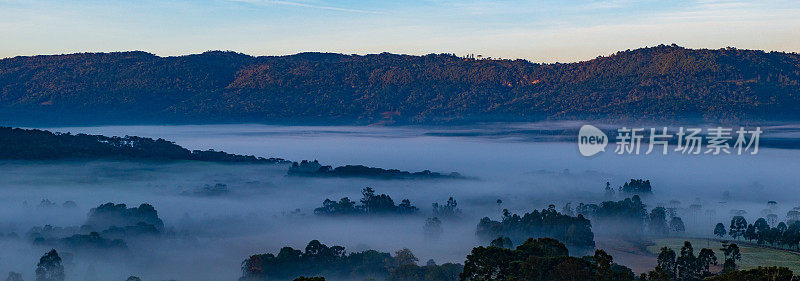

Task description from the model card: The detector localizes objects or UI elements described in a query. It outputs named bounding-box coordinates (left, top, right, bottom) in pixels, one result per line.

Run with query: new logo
left=578, top=125, right=608, bottom=156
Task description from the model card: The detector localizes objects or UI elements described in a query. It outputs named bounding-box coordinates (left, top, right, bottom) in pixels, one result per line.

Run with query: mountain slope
left=0, top=126, right=286, bottom=162
left=1, top=45, right=798, bottom=125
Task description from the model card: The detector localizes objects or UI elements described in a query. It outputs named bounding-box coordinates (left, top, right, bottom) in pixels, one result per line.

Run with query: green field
left=648, top=238, right=800, bottom=273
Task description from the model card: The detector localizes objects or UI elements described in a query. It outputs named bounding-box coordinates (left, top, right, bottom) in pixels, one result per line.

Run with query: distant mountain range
left=1, top=45, right=798, bottom=126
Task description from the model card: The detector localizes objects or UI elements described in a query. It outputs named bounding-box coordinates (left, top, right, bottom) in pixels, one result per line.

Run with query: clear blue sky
left=1, top=0, right=798, bottom=62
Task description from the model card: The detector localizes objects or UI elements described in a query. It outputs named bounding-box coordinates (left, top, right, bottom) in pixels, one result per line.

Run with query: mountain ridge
left=1, top=45, right=798, bottom=126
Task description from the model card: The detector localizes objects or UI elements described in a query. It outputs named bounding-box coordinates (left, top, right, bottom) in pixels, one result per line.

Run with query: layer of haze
left=1, top=0, right=799, bottom=62
left=0, top=123, right=798, bottom=280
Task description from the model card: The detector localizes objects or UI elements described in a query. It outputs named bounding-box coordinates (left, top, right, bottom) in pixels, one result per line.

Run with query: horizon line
left=3, top=44, right=799, bottom=65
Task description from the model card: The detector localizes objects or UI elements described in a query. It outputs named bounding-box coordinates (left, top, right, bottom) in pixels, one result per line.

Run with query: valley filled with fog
left=1, top=123, right=799, bottom=281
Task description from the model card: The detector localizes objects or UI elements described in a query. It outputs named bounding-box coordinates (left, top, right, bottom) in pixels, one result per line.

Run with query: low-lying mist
left=0, top=123, right=797, bottom=280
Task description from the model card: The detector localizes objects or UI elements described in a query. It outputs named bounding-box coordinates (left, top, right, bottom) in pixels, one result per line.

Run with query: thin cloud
left=578, top=0, right=637, bottom=10
left=229, top=0, right=382, bottom=14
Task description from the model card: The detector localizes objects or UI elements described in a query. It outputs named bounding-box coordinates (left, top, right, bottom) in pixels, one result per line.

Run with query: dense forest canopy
left=239, top=240, right=462, bottom=281
left=313, top=187, right=419, bottom=216
left=0, top=127, right=286, bottom=162
left=476, top=207, right=595, bottom=251
left=289, top=160, right=465, bottom=179
left=1, top=45, right=799, bottom=125
left=461, top=237, right=634, bottom=281
left=28, top=202, right=167, bottom=252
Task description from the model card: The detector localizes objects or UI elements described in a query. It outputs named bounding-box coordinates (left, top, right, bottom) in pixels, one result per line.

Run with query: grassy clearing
left=648, top=238, right=800, bottom=273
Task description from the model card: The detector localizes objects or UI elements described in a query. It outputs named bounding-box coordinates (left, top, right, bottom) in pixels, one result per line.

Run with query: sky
left=0, top=0, right=798, bottom=63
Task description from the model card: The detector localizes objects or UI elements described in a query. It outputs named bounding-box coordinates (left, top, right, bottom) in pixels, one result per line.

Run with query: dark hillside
left=1, top=45, right=797, bottom=125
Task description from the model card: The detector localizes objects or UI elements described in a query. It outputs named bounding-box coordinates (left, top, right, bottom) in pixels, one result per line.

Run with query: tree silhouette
left=729, top=216, right=747, bottom=240
left=669, top=217, right=685, bottom=233
left=35, top=249, right=64, bottom=281
left=721, top=243, right=741, bottom=272
left=4, top=272, right=23, bottom=281
left=714, top=223, right=726, bottom=238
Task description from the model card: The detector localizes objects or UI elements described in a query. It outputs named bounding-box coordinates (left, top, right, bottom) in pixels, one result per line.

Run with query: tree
left=777, top=222, right=788, bottom=232
left=389, top=264, right=422, bottom=281
left=605, top=182, right=614, bottom=197
left=461, top=238, right=633, bottom=281
left=303, top=240, right=325, bottom=257
left=705, top=266, right=793, bottom=281
left=669, top=217, right=685, bottom=233
left=729, top=216, right=747, bottom=240
left=240, top=240, right=392, bottom=280
left=388, top=262, right=462, bottom=281
left=784, top=221, right=800, bottom=249
left=643, top=266, right=672, bottom=281
left=697, top=248, right=717, bottom=276
left=721, top=243, right=741, bottom=272
left=744, top=224, right=757, bottom=242
left=649, top=207, right=668, bottom=235
left=676, top=241, right=700, bottom=281
left=293, top=277, right=325, bottom=281
left=489, top=237, right=513, bottom=249
left=423, top=263, right=462, bottom=281
left=432, top=197, right=461, bottom=218
left=754, top=218, right=770, bottom=244
left=647, top=242, right=715, bottom=281
left=125, top=277, right=142, bottom=281
left=728, top=244, right=741, bottom=262
left=593, top=195, right=647, bottom=233
left=5, top=272, right=23, bottom=281
left=475, top=207, right=595, bottom=250
left=394, top=248, right=419, bottom=267
left=593, top=250, right=617, bottom=281
left=398, top=199, right=419, bottom=214
left=552, top=258, right=593, bottom=281
left=315, top=188, right=417, bottom=216
left=755, top=217, right=769, bottom=232
left=424, top=217, right=443, bottom=238
left=460, top=246, right=515, bottom=280
left=656, top=247, right=677, bottom=278
left=619, top=179, right=653, bottom=194
left=714, top=223, right=726, bottom=238
left=764, top=227, right=781, bottom=246
left=35, top=249, right=64, bottom=281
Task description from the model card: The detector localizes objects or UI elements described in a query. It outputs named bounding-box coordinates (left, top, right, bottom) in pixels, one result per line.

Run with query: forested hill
left=0, top=127, right=286, bottom=163
left=1, top=45, right=798, bottom=125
